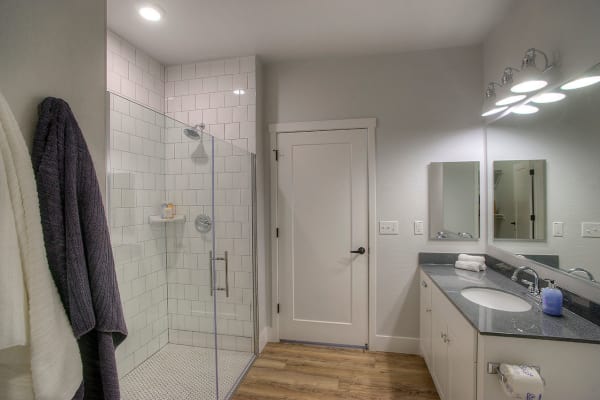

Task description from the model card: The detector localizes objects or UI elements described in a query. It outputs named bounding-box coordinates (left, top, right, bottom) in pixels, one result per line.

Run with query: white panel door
left=277, top=129, right=368, bottom=346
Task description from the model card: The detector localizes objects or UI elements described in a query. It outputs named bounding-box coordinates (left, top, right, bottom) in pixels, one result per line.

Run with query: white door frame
left=268, top=118, right=377, bottom=347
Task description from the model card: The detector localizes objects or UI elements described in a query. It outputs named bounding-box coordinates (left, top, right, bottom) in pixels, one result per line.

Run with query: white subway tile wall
left=107, top=31, right=166, bottom=113
left=109, top=94, right=168, bottom=377
left=164, top=133, right=255, bottom=353
left=107, top=33, right=256, bottom=363
left=165, top=57, right=257, bottom=153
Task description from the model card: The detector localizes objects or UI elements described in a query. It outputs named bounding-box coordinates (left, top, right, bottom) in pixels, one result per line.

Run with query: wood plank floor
left=231, top=343, right=439, bottom=400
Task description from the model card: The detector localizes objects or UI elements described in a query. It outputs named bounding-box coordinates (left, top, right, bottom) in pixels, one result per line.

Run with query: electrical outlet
left=581, top=222, right=600, bottom=238
left=414, top=220, right=424, bottom=235
left=379, top=220, right=399, bottom=235
left=552, top=222, right=564, bottom=237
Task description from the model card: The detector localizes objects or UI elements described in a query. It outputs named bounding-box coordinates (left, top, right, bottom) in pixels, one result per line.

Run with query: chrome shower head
left=183, top=123, right=206, bottom=140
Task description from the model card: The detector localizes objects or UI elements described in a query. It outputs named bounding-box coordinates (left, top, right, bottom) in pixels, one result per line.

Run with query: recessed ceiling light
left=511, top=104, right=539, bottom=115
left=481, top=106, right=508, bottom=117
left=495, top=95, right=526, bottom=106
left=560, top=76, right=600, bottom=90
left=233, top=89, right=245, bottom=95
left=139, top=6, right=162, bottom=21
left=530, top=92, right=566, bottom=104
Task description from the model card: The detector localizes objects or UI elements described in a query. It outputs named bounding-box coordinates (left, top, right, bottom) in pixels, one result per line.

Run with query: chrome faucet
left=567, top=267, right=596, bottom=282
left=511, top=266, right=541, bottom=299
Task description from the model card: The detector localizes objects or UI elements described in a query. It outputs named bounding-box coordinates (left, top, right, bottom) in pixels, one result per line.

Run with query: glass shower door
left=211, top=137, right=257, bottom=399
left=163, top=117, right=218, bottom=399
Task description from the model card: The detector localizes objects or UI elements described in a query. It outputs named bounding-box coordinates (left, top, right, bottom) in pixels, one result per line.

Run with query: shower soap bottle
left=541, top=279, right=563, bottom=316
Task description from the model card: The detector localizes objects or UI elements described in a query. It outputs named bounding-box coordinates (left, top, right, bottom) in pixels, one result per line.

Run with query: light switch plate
left=414, top=220, right=424, bottom=235
left=552, top=222, right=564, bottom=237
left=581, top=222, right=600, bottom=238
left=379, top=220, right=399, bottom=235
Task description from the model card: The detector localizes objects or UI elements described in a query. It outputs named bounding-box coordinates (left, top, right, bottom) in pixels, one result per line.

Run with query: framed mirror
left=487, top=63, right=600, bottom=285
left=493, top=159, right=546, bottom=241
left=429, top=161, right=480, bottom=240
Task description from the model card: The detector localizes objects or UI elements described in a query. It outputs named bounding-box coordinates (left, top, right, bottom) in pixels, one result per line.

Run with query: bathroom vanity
left=419, top=264, right=600, bottom=400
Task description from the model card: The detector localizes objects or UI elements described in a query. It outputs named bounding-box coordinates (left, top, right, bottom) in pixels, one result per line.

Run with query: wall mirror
left=487, top=62, right=600, bottom=286
left=429, top=161, right=480, bottom=240
left=493, top=160, right=546, bottom=241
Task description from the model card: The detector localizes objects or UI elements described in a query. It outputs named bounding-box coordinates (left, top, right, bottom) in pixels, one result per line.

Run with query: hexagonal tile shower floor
left=120, top=344, right=254, bottom=400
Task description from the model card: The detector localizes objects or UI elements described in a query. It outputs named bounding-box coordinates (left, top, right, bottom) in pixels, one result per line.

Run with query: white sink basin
left=460, top=287, right=532, bottom=312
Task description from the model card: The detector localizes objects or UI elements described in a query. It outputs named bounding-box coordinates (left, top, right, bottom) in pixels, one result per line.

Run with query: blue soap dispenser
left=541, top=279, right=563, bottom=316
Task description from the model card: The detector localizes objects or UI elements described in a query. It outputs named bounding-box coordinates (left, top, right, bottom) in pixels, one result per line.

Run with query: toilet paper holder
left=487, top=362, right=545, bottom=385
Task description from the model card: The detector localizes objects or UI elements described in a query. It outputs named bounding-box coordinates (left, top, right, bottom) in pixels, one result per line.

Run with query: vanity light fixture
left=139, top=5, right=162, bottom=21
left=496, top=94, right=526, bottom=106
left=481, top=82, right=507, bottom=117
left=560, top=75, right=600, bottom=90
left=510, top=48, right=553, bottom=93
left=530, top=92, right=566, bottom=104
left=510, top=104, right=539, bottom=115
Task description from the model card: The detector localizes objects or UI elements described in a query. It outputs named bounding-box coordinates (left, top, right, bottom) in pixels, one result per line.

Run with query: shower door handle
left=210, top=251, right=230, bottom=298
left=209, top=251, right=214, bottom=296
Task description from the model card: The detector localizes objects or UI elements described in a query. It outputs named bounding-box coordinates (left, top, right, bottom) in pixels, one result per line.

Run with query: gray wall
left=0, top=0, right=107, bottom=198
left=264, top=45, right=485, bottom=344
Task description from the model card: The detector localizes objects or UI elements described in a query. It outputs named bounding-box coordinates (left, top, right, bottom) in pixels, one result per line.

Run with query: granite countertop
left=421, top=264, right=600, bottom=344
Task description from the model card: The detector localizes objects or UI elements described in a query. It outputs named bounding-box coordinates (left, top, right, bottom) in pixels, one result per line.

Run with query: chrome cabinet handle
left=421, top=280, right=428, bottom=288
left=224, top=251, right=229, bottom=297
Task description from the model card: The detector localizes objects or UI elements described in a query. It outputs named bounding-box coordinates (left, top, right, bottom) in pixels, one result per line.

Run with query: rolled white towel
left=455, top=260, right=484, bottom=272
left=499, top=364, right=544, bottom=399
left=458, top=254, right=486, bottom=263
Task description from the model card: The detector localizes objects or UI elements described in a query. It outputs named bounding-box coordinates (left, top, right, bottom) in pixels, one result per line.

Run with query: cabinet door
left=445, top=291, right=477, bottom=400
left=419, top=272, right=433, bottom=365
left=431, top=288, right=448, bottom=399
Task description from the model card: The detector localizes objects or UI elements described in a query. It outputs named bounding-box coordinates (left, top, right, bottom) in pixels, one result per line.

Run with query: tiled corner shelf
left=148, top=215, right=186, bottom=224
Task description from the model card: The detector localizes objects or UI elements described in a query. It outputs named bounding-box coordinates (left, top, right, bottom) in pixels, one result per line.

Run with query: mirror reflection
left=487, top=63, right=600, bottom=284
left=429, top=161, right=480, bottom=240
left=493, top=160, right=546, bottom=240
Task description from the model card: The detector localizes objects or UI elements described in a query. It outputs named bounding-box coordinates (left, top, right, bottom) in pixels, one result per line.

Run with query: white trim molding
left=371, top=335, right=420, bottom=354
left=268, top=118, right=377, bottom=349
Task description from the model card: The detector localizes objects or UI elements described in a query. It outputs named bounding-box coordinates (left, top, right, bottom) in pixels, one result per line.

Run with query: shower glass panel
left=108, top=92, right=256, bottom=400
left=212, top=137, right=257, bottom=399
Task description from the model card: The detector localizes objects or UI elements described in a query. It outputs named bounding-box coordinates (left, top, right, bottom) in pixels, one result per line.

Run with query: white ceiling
left=107, top=0, right=515, bottom=65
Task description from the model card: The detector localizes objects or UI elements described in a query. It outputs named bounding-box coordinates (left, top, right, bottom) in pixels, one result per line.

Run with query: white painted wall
left=264, top=46, right=485, bottom=349
left=0, top=0, right=107, bottom=199
left=483, top=0, right=600, bottom=90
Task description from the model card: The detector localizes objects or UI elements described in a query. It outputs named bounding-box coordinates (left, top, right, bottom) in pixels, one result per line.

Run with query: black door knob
left=350, top=247, right=366, bottom=255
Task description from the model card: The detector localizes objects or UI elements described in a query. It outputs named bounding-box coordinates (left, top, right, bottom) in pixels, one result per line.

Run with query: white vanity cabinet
left=420, top=268, right=600, bottom=400
left=419, top=271, right=433, bottom=365
left=421, top=271, right=477, bottom=400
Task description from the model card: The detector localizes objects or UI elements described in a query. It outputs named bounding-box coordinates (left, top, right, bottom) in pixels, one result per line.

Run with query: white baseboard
left=370, top=334, right=420, bottom=354
left=259, top=327, right=273, bottom=352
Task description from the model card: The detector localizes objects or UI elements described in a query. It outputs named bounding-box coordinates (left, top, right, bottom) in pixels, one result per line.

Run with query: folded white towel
left=458, top=254, right=486, bottom=263
left=499, top=364, right=544, bottom=399
left=455, top=260, right=487, bottom=272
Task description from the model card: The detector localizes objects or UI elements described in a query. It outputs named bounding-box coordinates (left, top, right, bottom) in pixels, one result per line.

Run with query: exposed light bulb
left=511, top=80, right=548, bottom=93
left=560, top=76, right=600, bottom=90
left=511, top=105, right=539, bottom=115
left=139, top=6, right=162, bottom=21
left=530, top=92, right=566, bottom=104
left=495, top=95, right=526, bottom=106
left=233, top=89, right=245, bottom=95
left=481, top=106, right=508, bottom=117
